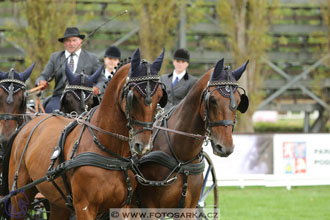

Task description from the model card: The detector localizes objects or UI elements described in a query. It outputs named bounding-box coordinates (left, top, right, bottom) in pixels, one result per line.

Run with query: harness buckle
left=129, top=129, right=134, bottom=140
left=204, top=134, right=212, bottom=146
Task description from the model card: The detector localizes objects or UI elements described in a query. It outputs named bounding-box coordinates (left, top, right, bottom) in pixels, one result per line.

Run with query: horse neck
left=158, top=74, right=210, bottom=162
left=90, top=67, right=130, bottom=157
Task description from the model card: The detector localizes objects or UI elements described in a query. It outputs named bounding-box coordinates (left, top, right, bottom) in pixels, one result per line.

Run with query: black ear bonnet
left=203, top=59, right=249, bottom=113
left=60, top=63, right=103, bottom=111
left=0, top=62, right=35, bottom=106
left=121, top=48, right=167, bottom=109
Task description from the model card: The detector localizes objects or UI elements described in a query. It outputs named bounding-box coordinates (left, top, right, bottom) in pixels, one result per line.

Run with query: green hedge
left=254, top=119, right=330, bottom=133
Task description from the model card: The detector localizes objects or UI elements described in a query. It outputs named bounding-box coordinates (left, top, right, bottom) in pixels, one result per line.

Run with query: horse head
left=119, top=48, right=167, bottom=155
left=200, top=58, right=249, bottom=157
left=0, top=63, right=35, bottom=145
left=60, top=63, right=103, bottom=114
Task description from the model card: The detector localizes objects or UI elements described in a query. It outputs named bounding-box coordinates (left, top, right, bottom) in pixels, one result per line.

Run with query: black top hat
left=104, top=46, right=121, bottom=59
left=58, top=27, right=85, bottom=43
left=173, top=48, right=190, bottom=62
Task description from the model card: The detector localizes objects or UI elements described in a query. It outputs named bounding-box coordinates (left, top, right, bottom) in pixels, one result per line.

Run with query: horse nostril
left=134, top=142, right=143, bottom=153
left=215, top=144, right=222, bottom=152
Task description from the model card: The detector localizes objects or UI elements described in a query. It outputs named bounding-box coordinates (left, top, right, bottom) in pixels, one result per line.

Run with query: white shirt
left=65, top=49, right=81, bottom=73
left=172, top=70, right=186, bottom=83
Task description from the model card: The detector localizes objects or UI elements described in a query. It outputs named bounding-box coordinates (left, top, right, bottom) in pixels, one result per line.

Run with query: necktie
left=172, top=76, right=179, bottom=87
left=69, top=53, right=75, bottom=72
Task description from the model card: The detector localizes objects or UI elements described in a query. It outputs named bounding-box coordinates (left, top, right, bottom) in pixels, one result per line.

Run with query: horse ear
left=151, top=48, right=165, bottom=72
left=88, top=65, right=103, bottom=83
left=130, top=48, right=141, bottom=75
left=20, top=62, right=36, bottom=82
left=65, top=61, right=78, bottom=84
left=232, top=60, right=249, bottom=81
left=210, top=58, right=224, bottom=81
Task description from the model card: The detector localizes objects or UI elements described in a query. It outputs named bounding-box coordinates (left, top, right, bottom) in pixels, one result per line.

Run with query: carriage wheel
left=197, top=151, right=219, bottom=220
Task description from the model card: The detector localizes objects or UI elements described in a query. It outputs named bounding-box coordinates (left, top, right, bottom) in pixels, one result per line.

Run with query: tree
left=126, top=0, right=203, bottom=72
left=312, top=0, right=330, bottom=132
left=6, top=0, right=77, bottom=86
left=126, top=0, right=183, bottom=64
left=216, top=0, right=279, bottom=132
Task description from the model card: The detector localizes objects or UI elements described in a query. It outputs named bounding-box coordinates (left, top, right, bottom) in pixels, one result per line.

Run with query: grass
left=205, top=185, right=330, bottom=220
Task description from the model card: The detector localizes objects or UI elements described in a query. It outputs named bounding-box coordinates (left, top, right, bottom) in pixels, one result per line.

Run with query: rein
left=134, top=74, right=243, bottom=208
left=152, top=125, right=204, bottom=141
left=2, top=108, right=134, bottom=207
left=0, top=113, right=24, bottom=123
left=77, top=117, right=129, bottom=142
left=134, top=107, right=205, bottom=188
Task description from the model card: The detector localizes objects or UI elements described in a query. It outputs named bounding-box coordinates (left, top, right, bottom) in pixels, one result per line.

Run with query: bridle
left=121, top=60, right=167, bottom=139
left=151, top=67, right=248, bottom=145
left=0, top=69, right=28, bottom=124
left=202, top=67, right=246, bottom=135
left=61, top=85, right=96, bottom=112
left=203, top=83, right=238, bottom=133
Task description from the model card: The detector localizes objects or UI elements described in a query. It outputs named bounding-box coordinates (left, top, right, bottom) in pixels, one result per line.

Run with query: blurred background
left=0, top=0, right=329, bottom=134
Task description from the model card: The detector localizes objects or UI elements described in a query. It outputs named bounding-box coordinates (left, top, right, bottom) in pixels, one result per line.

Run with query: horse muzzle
left=210, top=140, right=234, bottom=157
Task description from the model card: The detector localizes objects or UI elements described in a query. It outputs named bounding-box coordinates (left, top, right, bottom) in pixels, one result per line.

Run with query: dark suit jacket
left=36, top=50, right=106, bottom=96
left=161, top=71, right=197, bottom=110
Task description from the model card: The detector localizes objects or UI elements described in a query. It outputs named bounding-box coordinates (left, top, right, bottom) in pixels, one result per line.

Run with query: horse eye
left=210, top=96, right=217, bottom=105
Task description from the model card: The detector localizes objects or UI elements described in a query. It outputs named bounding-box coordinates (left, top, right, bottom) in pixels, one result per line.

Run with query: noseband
left=0, top=69, right=27, bottom=124
left=121, top=60, right=164, bottom=139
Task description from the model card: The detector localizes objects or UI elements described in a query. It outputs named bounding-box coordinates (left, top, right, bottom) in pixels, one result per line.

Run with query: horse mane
left=116, top=57, right=132, bottom=72
left=102, top=63, right=130, bottom=104
left=101, top=57, right=131, bottom=91
left=177, top=68, right=213, bottom=109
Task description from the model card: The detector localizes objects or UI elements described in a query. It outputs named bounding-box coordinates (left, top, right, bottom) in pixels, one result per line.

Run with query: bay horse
left=0, top=63, right=35, bottom=151
left=0, top=63, right=35, bottom=218
left=4, top=48, right=167, bottom=219
left=59, top=62, right=103, bottom=114
left=134, top=58, right=249, bottom=214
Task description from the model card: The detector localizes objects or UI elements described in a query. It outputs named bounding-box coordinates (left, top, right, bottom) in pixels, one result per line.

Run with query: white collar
left=65, top=49, right=82, bottom=58
left=173, top=70, right=186, bottom=81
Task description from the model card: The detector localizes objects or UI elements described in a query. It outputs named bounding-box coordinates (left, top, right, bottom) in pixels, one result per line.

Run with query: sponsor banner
left=204, top=134, right=274, bottom=179
left=274, top=134, right=330, bottom=176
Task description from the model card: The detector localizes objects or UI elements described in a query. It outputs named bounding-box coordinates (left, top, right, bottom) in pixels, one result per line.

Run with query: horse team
left=0, top=48, right=249, bottom=220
